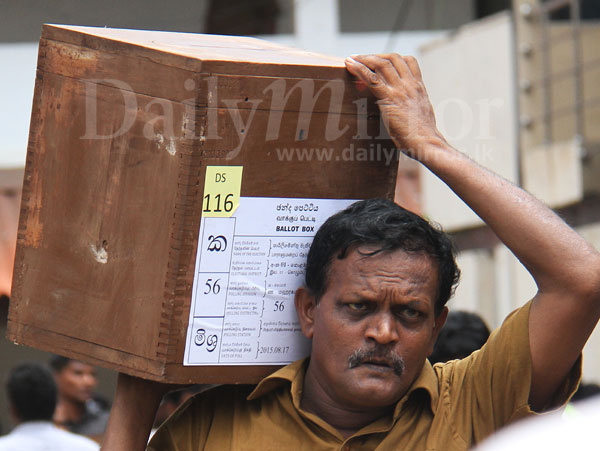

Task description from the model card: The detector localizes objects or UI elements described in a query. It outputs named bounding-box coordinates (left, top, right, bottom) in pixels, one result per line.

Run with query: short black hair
left=6, top=362, right=57, bottom=422
left=571, top=383, right=600, bottom=403
left=429, top=311, right=491, bottom=364
left=48, top=355, right=73, bottom=372
left=305, top=198, right=460, bottom=316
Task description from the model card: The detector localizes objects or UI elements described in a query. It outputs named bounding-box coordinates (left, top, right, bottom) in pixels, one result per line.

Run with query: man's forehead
left=326, top=247, right=439, bottom=295
left=65, top=360, right=95, bottom=372
left=334, top=246, right=436, bottom=273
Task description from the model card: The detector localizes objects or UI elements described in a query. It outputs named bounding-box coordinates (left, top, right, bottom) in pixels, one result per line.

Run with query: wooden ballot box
left=7, top=25, right=399, bottom=383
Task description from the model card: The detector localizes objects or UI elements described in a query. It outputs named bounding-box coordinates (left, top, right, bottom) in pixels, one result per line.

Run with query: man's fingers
left=380, top=53, right=414, bottom=80
left=349, top=54, right=404, bottom=86
left=345, top=56, right=386, bottom=96
left=350, top=54, right=418, bottom=82
left=403, top=55, right=423, bottom=82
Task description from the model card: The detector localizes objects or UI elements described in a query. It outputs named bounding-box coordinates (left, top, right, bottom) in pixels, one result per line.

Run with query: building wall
left=577, top=222, right=600, bottom=383
left=0, top=0, right=475, bottom=43
left=418, top=12, right=519, bottom=231
left=0, top=44, right=38, bottom=168
left=339, top=0, right=474, bottom=32
left=0, top=0, right=212, bottom=42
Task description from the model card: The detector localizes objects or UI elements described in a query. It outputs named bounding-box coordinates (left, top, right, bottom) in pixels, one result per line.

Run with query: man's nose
left=365, top=312, right=399, bottom=344
left=83, top=373, right=96, bottom=387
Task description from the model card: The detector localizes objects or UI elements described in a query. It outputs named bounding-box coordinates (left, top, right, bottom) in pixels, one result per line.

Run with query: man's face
left=297, top=247, right=447, bottom=410
left=54, top=361, right=97, bottom=404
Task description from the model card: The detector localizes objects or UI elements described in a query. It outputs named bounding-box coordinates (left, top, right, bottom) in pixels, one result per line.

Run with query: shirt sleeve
left=434, top=300, right=582, bottom=445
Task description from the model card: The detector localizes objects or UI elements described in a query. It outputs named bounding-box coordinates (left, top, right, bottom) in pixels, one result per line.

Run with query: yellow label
left=202, top=166, right=243, bottom=217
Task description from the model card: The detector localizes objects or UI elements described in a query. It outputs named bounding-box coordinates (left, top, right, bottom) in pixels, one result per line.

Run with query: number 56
left=204, top=278, right=221, bottom=295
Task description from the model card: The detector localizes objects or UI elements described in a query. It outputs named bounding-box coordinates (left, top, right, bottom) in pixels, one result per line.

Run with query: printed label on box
left=201, top=166, right=243, bottom=218
left=183, top=196, right=356, bottom=366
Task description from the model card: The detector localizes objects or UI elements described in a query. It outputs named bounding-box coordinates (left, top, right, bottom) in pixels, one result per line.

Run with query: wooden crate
left=7, top=25, right=398, bottom=383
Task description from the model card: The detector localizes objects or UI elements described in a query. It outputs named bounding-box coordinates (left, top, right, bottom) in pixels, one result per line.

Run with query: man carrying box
left=103, top=54, right=600, bottom=450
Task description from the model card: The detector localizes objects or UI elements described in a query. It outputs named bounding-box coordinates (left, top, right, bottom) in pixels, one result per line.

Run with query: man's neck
left=54, top=397, right=86, bottom=424
left=300, top=363, right=394, bottom=439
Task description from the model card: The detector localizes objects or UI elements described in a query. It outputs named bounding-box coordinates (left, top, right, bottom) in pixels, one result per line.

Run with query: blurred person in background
left=429, top=310, right=490, bottom=364
left=49, top=355, right=110, bottom=443
left=0, top=362, right=98, bottom=450
left=570, top=382, right=600, bottom=403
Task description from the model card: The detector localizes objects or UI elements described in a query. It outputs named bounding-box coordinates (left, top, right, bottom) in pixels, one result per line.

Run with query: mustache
left=347, top=347, right=405, bottom=376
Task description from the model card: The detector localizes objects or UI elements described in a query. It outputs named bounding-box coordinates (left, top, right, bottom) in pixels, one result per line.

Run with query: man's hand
left=345, top=54, right=446, bottom=157
left=101, top=373, right=173, bottom=451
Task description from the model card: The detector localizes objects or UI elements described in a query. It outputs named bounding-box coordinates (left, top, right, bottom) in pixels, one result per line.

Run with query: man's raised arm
left=345, top=54, right=600, bottom=410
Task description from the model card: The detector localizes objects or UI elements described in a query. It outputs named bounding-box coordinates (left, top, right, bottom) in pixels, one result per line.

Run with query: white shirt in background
left=0, top=421, right=99, bottom=451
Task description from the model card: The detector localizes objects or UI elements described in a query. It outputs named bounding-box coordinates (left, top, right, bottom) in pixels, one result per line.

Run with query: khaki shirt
left=148, top=301, right=581, bottom=451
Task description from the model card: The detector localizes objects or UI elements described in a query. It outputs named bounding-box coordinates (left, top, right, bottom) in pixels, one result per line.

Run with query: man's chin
left=346, top=370, right=406, bottom=407
left=347, top=388, right=403, bottom=410
left=75, top=395, right=92, bottom=403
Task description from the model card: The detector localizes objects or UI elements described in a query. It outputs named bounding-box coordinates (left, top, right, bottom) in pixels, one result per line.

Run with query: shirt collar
left=12, top=421, right=55, bottom=433
left=248, top=357, right=440, bottom=416
left=393, top=359, right=440, bottom=419
left=247, top=358, right=307, bottom=401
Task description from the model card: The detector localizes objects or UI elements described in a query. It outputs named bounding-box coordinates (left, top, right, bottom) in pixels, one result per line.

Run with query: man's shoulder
left=0, top=422, right=99, bottom=451
left=149, top=363, right=308, bottom=450
left=149, top=383, right=279, bottom=450
left=49, top=426, right=100, bottom=450
left=156, top=373, right=297, bottom=435
left=181, top=384, right=262, bottom=412
left=0, top=432, right=21, bottom=451
left=431, top=301, right=533, bottom=380
left=183, top=359, right=307, bottom=410
left=68, top=398, right=110, bottom=436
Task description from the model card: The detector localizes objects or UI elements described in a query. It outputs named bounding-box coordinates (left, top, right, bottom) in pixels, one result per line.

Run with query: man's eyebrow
left=392, top=299, right=429, bottom=310
left=335, top=291, right=377, bottom=303
left=338, top=292, right=430, bottom=308
left=336, top=293, right=370, bottom=302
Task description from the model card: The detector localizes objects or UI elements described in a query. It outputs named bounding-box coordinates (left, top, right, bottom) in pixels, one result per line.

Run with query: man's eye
left=348, top=303, right=368, bottom=312
left=402, top=308, right=421, bottom=319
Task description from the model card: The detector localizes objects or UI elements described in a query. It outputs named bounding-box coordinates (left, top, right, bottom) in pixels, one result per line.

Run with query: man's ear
left=294, top=286, right=318, bottom=340
left=428, top=306, right=448, bottom=356
left=8, top=402, right=20, bottom=425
